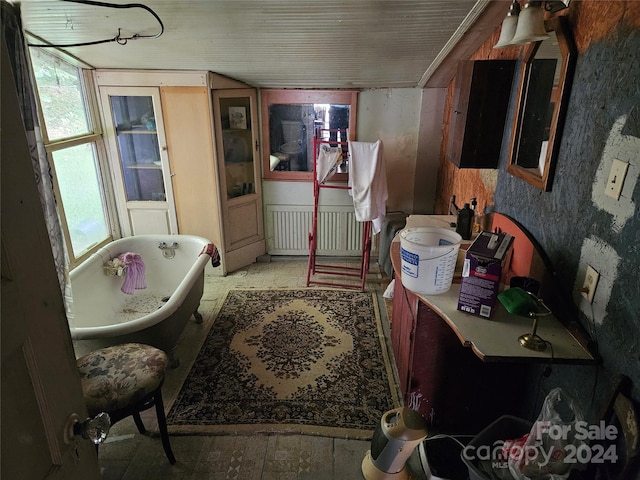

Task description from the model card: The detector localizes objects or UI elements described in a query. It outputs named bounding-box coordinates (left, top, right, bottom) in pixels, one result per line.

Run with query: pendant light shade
left=494, top=1, right=521, bottom=49
left=509, top=1, right=549, bottom=45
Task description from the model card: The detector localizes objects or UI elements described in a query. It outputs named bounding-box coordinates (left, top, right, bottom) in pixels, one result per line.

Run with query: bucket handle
left=417, top=247, right=456, bottom=262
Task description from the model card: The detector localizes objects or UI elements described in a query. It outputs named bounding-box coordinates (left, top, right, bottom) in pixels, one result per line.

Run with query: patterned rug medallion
left=166, top=288, right=398, bottom=438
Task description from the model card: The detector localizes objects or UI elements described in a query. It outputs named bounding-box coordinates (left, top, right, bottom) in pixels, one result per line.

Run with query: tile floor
left=92, top=257, right=423, bottom=480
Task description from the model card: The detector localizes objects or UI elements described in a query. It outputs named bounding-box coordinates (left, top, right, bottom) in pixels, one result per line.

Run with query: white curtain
left=2, top=1, right=68, bottom=294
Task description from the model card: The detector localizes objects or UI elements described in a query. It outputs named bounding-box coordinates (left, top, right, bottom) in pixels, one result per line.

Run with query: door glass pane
left=51, top=144, right=109, bottom=256
left=109, top=95, right=165, bottom=201
left=219, top=97, right=255, bottom=198
left=30, top=48, right=91, bottom=141
left=267, top=103, right=350, bottom=172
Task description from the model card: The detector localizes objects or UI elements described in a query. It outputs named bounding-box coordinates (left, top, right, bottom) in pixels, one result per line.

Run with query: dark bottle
left=456, top=203, right=474, bottom=240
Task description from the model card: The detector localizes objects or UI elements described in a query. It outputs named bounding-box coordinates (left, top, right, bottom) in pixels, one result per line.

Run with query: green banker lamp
left=498, top=287, right=552, bottom=351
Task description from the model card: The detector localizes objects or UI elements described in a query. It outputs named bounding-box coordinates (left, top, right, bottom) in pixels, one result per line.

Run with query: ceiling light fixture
left=494, top=0, right=521, bottom=49
left=494, top=0, right=570, bottom=49
left=510, top=1, right=550, bottom=45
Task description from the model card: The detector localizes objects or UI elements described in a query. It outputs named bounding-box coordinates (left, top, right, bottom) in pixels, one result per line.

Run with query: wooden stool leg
left=132, top=412, right=146, bottom=434
left=153, top=389, right=176, bottom=465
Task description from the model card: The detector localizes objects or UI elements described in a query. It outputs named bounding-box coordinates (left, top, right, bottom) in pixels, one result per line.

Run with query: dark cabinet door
left=391, top=282, right=417, bottom=397
left=447, top=60, right=516, bottom=169
left=391, top=278, right=528, bottom=434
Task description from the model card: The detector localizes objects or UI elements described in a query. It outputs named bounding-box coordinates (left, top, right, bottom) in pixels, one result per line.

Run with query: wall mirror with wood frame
left=261, top=89, right=358, bottom=181
left=506, top=16, right=576, bottom=191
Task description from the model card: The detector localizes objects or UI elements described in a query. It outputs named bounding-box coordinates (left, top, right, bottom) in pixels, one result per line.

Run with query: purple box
left=457, top=231, right=514, bottom=318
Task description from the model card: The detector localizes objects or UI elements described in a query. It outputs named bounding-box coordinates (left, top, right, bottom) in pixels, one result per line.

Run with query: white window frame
left=29, top=47, right=120, bottom=268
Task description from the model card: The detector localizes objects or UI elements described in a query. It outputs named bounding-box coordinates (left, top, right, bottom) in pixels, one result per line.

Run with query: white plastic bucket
left=399, top=227, right=462, bottom=295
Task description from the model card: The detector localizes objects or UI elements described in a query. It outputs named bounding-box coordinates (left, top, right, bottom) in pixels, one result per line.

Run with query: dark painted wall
left=494, top=20, right=640, bottom=421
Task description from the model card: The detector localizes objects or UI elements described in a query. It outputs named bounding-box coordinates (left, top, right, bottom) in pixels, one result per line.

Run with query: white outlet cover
left=605, top=159, right=629, bottom=200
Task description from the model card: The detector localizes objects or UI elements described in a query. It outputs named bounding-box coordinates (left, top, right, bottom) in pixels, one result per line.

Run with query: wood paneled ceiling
left=19, top=0, right=510, bottom=89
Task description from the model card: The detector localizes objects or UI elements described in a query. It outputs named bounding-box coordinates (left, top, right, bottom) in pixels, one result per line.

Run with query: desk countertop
left=390, top=220, right=594, bottom=364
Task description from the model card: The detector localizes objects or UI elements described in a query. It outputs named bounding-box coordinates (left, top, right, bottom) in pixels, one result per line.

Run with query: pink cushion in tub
left=77, top=343, right=168, bottom=416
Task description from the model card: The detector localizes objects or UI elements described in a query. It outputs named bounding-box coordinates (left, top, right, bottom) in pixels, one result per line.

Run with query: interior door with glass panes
left=213, top=89, right=265, bottom=273
left=99, top=86, right=177, bottom=236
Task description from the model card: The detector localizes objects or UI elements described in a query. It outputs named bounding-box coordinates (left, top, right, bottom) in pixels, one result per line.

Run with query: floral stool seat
left=77, top=343, right=176, bottom=464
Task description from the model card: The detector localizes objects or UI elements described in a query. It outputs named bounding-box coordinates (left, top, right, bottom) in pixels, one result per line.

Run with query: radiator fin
left=266, top=206, right=364, bottom=256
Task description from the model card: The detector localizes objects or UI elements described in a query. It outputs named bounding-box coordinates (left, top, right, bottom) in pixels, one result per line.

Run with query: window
left=29, top=47, right=113, bottom=265
left=260, top=89, right=358, bottom=181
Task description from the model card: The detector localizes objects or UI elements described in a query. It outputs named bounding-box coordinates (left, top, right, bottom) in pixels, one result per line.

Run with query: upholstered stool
left=77, top=343, right=176, bottom=464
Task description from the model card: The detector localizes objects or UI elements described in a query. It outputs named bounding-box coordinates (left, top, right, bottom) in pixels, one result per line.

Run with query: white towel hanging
left=348, top=139, right=388, bottom=234
left=316, top=143, right=343, bottom=184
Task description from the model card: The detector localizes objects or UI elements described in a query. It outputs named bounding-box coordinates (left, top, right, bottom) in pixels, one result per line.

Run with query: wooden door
left=160, top=86, right=223, bottom=255
left=1, top=45, right=101, bottom=479
left=213, top=88, right=265, bottom=273
left=99, top=86, right=179, bottom=236
left=391, top=280, right=417, bottom=399
left=447, top=60, right=516, bottom=168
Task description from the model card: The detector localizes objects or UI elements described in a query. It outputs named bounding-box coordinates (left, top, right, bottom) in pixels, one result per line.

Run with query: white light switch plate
left=605, top=159, right=629, bottom=200
left=582, top=265, right=599, bottom=303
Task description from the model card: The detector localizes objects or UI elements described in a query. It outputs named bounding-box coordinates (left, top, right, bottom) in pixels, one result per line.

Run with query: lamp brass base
left=519, top=333, right=547, bottom=351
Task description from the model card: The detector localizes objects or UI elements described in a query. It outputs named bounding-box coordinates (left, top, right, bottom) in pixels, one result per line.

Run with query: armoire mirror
left=506, top=16, right=576, bottom=191
left=260, top=89, right=358, bottom=181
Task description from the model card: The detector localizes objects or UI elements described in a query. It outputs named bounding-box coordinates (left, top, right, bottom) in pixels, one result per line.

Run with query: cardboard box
left=457, top=231, right=514, bottom=318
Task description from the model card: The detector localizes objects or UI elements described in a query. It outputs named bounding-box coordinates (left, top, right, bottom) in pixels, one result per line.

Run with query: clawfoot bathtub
left=68, top=235, right=219, bottom=367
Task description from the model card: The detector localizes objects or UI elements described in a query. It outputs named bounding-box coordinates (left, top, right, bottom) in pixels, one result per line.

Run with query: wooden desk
left=390, top=220, right=594, bottom=364
left=388, top=214, right=594, bottom=432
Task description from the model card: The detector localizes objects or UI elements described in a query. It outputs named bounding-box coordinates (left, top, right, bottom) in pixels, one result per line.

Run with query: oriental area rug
left=166, top=288, right=398, bottom=438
